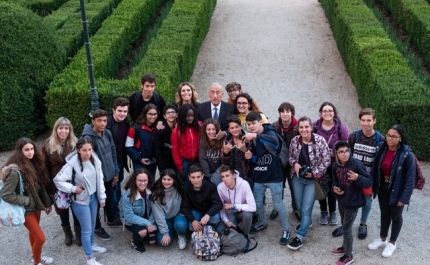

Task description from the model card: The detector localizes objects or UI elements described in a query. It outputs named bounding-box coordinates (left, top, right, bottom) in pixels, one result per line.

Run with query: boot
left=62, top=225, right=73, bottom=246
left=74, top=225, right=82, bottom=246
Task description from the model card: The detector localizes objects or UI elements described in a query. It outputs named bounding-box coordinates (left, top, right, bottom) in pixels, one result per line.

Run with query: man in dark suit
left=197, top=82, right=234, bottom=134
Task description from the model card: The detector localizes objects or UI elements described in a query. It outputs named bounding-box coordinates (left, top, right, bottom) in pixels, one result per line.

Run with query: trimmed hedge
left=3, top=0, right=70, bottom=15
left=375, top=0, right=430, bottom=68
left=0, top=2, right=65, bottom=150
left=46, top=0, right=216, bottom=135
left=319, top=0, right=430, bottom=159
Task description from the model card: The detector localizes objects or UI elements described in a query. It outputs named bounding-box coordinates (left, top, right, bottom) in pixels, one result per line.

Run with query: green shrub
left=0, top=2, right=65, bottom=150
left=319, top=0, right=430, bottom=159
left=1, top=0, right=71, bottom=15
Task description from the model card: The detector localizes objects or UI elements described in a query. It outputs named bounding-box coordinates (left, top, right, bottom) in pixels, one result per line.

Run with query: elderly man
left=197, top=82, right=234, bottom=132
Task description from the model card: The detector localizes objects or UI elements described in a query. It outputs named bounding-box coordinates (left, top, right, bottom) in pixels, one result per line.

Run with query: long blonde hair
left=45, top=117, right=78, bottom=155
left=174, top=82, right=200, bottom=106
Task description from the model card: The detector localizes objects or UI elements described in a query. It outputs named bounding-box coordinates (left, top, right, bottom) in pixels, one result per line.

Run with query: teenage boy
left=153, top=104, right=178, bottom=173
left=106, top=98, right=130, bottom=219
left=82, top=109, right=120, bottom=241
left=332, top=108, right=384, bottom=240
left=216, top=165, right=256, bottom=238
left=331, top=141, right=373, bottom=265
left=224, top=82, right=260, bottom=109
left=180, top=165, right=223, bottom=232
left=243, top=112, right=291, bottom=245
left=271, top=102, right=300, bottom=221
left=129, top=74, right=166, bottom=122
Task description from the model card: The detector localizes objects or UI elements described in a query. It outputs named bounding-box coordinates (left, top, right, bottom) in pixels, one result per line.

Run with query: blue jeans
left=72, top=193, right=98, bottom=258
left=292, top=175, right=315, bottom=239
left=339, top=205, right=358, bottom=256
left=188, top=210, right=220, bottom=231
left=156, top=214, right=188, bottom=246
left=360, top=196, right=373, bottom=223
left=112, top=163, right=124, bottom=215
left=254, top=182, right=289, bottom=231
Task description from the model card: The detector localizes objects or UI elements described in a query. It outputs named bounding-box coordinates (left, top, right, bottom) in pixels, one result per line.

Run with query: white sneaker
left=87, top=257, right=104, bottom=265
left=92, top=244, right=107, bottom=253
left=31, top=255, right=54, bottom=264
left=368, top=238, right=388, bottom=250
left=382, top=242, right=397, bottom=257
left=178, top=235, right=187, bottom=250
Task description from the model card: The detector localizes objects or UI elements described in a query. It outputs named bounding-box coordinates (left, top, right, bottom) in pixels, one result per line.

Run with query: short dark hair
left=226, top=115, right=241, bottom=127
left=278, top=102, right=295, bottom=116
left=141, top=73, right=156, bottom=85
left=245, top=111, right=262, bottom=122
left=112, top=97, right=129, bottom=109
left=358, top=108, right=375, bottom=119
left=163, top=104, right=178, bottom=114
left=220, top=165, right=235, bottom=175
left=297, top=116, right=312, bottom=126
left=92, top=109, right=108, bottom=120
left=335, top=140, right=349, bottom=152
left=189, top=164, right=202, bottom=175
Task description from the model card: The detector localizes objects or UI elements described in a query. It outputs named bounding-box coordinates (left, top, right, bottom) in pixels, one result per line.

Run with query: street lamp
left=79, top=0, right=99, bottom=117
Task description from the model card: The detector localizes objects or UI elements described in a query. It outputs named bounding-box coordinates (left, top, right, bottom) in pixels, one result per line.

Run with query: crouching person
left=180, top=165, right=223, bottom=232
left=216, top=165, right=256, bottom=238
left=121, top=168, right=157, bottom=252
left=331, top=141, right=373, bottom=265
left=150, top=169, right=188, bottom=249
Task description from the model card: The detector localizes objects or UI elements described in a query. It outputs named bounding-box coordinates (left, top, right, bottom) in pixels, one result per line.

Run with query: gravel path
left=1, top=0, right=428, bottom=264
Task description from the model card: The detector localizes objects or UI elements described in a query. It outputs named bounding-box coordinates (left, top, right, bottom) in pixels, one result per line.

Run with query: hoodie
left=180, top=178, right=222, bottom=223
left=82, top=124, right=119, bottom=181
left=217, top=173, right=256, bottom=224
left=331, top=142, right=373, bottom=208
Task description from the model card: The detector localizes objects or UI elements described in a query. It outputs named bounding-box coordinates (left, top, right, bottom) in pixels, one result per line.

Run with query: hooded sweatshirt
left=217, top=173, right=256, bottom=224
left=199, top=139, right=222, bottom=178
left=151, top=187, right=182, bottom=236
left=331, top=142, right=373, bottom=208
left=82, top=124, right=119, bottom=181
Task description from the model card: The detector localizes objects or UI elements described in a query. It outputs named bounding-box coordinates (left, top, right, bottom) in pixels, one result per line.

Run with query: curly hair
left=125, top=168, right=152, bottom=203
left=201, top=118, right=223, bottom=152
left=233, top=93, right=260, bottom=115
left=174, top=82, right=200, bottom=107
left=150, top=168, right=181, bottom=205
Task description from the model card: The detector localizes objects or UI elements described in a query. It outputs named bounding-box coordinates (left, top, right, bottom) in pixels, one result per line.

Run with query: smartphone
left=146, top=158, right=156, bottom=164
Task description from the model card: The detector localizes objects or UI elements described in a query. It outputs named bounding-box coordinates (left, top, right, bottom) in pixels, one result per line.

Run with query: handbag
left=54, top=168, right=76, bottom=210
left=314, top=180, right=326, bottom=201
left=0, top=170, right=26, bottom=227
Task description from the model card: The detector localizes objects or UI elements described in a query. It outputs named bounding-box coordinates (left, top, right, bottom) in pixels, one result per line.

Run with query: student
left=271, top=102, right=300, bottom=221
left=82, top=109, right=120, bottom=240
left=199, top=118, right=223, bottom=185
left=129, top=73, right=166, bottom=123
left=224, top=82, right=260, bottom=109
left=106, top=98, right=130, bottom=221
left=171, top=104, right=201, bottom=183
left=150, top=169, right=188, bottom=249
left=216, top=165, right=256, bottom=238
left=180, top=165, right=222, bottom=232
left=1, top=138, right=53, bottom=265
left=43, top=117, right=80, bottom=246
left=121, top=168, right=157, bottom=253
left=332, top=108, right=384, bottom=239
left=54, top=137, right=107, bottom=265
left=242, top=112, right=291, bottom=245
left=331, top=141, right=373, bottom=265
left=126, top=104, right=158, bottom=179
left=233, top=93, right=269, bottom=133
left=153, top=104, right=178, bottom=173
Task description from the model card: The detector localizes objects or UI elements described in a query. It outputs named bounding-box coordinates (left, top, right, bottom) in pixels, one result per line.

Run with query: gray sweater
left=151, top=187, right=182, bottom=236
left=199, top=139, right=222, bottom=178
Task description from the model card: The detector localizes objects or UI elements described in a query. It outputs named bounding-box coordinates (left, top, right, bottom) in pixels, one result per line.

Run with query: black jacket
left=180, top=178, right=222, bottom=222
left=153, top=120, right=176, bottom=172
left=106, top=114, right=130, bottom=172
left=197, top=101, right=234, bottom=131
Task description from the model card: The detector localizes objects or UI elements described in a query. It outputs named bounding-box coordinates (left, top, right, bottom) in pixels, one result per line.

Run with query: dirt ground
left=1, top=0, right=429, bottom=264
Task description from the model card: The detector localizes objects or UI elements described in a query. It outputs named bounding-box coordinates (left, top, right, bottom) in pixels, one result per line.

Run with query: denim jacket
left=120, top=188, right=156, bottom=227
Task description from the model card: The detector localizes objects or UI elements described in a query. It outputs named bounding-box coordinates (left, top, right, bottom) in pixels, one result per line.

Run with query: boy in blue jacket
left=331, top=141, right=373, bottom=265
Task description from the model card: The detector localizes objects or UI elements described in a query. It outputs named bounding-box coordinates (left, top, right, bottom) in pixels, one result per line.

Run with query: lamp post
left=79, top=0, right=99, bottom=117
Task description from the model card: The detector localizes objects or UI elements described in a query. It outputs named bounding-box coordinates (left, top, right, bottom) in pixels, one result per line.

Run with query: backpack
left=414, top=155, right=425, bottom=190
left=257, top=133, right=289, bottom=168
left=313, top=119, right=342, bottom=140
left=220, top=226, right=258, bottom=256
left=132, top=91, right=161, bottom=116
left=191, top=225, right=221, bottom=261
left=353, top=130, right=383, bottom=149
left=0, top=170, right=25, bottom=227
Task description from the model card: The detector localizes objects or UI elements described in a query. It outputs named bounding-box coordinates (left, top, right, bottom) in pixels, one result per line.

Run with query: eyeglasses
left=165, top=111, right=176, bottom=115
left=321, top=110, right=334, bottom=113
left=136, top=179, right=148, bottom=183
left=337, top=149, right=350, bottom=155
left=227, top=89, right=239, bottom=94
left=386, top=134, right=400, bottom=140
left=237, top=102, right=248, bottom=105
left=147, top=113, right=158, bottom=117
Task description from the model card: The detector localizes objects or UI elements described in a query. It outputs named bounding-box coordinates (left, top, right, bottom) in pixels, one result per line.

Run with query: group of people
left=1, top=74, right=417, bottom=265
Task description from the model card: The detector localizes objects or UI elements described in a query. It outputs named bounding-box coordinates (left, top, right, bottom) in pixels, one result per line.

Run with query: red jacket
left=171, top=126, right=200, bottom=170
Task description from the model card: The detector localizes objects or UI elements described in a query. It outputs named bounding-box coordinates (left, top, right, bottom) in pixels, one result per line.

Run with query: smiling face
left=227, top=87, right=241, bottom=101
left=180, top=85, right=192, bottom=102
left=320, top=105, right=335, bottom=122
left=228, top=121, right=242, bottom=137
left=146, top=109, right=158, bottom=126
left=78, top=143, right=93, bottom=162
left=161, top=175, right=174, bottom=189
left=22, top=143, right=35, bottom=160
left=141, top=81, right=156, bottom=99
left=189, top=171, right=203, bottom=189
left=298, top=120, right=312, bottom=140
left=279, top=109, right=293, bottom=124
left=186, top=109, right=195, bottom=125
left=208, top=85, right=223, bottom=106
left=136, top=173, right=149, bottom=192
left=205, top=124, right=217, bottom=139
left=113, top=105, right=128, bottom=122
left=236, top=97, right=250, bottom=115
left=360, top=114, right=376, bottom=135
left=163, top=108, right=177, bottom=123
left=57, top=125, right=70, bottom=143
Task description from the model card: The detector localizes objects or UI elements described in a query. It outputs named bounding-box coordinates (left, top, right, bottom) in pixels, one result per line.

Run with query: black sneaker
left=332, top=226, right=343, bottom=237
left=95, top=228, right=111, bottom=241
left=287, top=236, right=303, bottom=250
left=270, top=209, right=279, bottom=220
left=293, top=210, right=301, bottom=222
left=107, top=218, right=123, bottom=227
left=131, top=239, right=145, bottom=252
left=252, top=212, right=259, bottom=225
left=358, top=224, right=367, bottom=240
left=250, top=223, right=268, bottom=234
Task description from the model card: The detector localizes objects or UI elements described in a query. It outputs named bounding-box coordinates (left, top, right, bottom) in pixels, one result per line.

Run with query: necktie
left=213, top=108, right=219, bottom=120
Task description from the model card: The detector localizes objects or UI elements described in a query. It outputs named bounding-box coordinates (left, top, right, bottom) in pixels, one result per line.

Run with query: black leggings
left=378, top=181, right=404, bottom=242
left=318, top=168, right=336, bottom=212
left=125, top=224, right=157, bottom=244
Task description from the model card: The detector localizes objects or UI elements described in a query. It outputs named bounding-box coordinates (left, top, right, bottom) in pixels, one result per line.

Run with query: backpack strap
left=313, top=120, right=319, bottom=134
left=243, top=237, right=258, bottom=253
left=72, top=169, right=76, bottom=200
left=337, top=121, right=342, bottom=140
